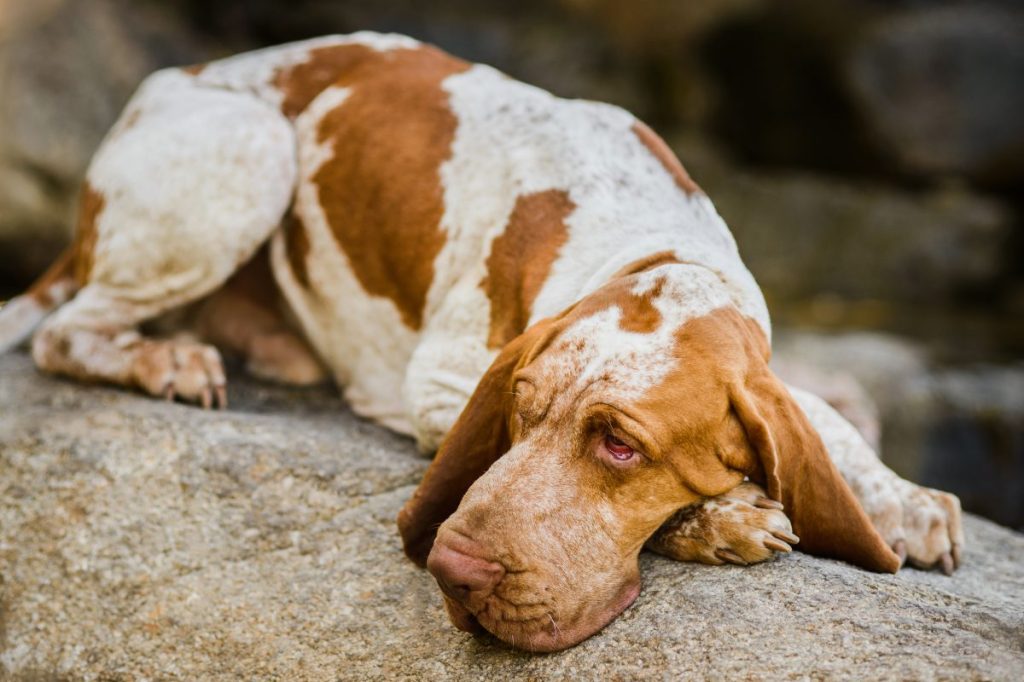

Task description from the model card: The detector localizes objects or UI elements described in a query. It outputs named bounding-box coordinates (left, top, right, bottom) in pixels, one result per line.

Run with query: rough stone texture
left=1, top=351, right=1022, bottom=680
left=701, top=164, right=1012, bottom=305
left=848, top=5, right=1024, bottom=184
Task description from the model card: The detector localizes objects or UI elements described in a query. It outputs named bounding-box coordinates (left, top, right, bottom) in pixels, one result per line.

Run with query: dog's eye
left=513, top=380, right=535, bottom=403
left=604, top=434, right=635, bottom=461
left=513, top=380, right=542, bottom=426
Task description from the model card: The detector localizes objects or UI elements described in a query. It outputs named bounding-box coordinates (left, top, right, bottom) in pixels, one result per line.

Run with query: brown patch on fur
left=483, top=190, right=575, bottom=348
left=273, top=44, right=375, bottom=118
left=617, top=275, right=666, bottom=333
left=612, top=250, right=680, bottom=279
left=182, top=63, right=207, bottom=76
left=72, top=182, right=105, bottom=286
left=563, top=259, right=679, bottom=335
left=193, top=246, right=325, bottom=386
left=632, top=121, right=701, bottom=195
left=26, top=248, right=76, bottom=307
left=120, top=109, right=142, bottom=131
left=305, top=46, right=470, bottom=329
left=283, top=211, right=311, bottom=288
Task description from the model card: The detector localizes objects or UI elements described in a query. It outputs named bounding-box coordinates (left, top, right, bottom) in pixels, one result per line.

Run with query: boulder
left=1, top=351, right=1022, bottom=679
left=848, top=5, right=1024, bottom=185
left=678, top=146, right=1015, bottom=306
left=697, top=1, right=1024, bottom=191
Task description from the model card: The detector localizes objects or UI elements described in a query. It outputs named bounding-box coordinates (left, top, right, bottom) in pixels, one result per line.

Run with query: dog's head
left=398, top=263, right=897, bottom=652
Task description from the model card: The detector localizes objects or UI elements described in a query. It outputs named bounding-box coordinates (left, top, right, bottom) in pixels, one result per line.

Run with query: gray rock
left=1, top=351, right=1022, bottom=680
left=690, top=158, right=1014, bottom=304
left=902, top=363, right=1024, bottom=529
left=848, top=5, right=1024, bottom=183
left=773, top=330, right=930, bottom=417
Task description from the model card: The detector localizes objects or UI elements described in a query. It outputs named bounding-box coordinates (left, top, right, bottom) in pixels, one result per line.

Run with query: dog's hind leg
left=31, top=68, right=297, bottom=407
left=190, top=243, right=327, bottom=387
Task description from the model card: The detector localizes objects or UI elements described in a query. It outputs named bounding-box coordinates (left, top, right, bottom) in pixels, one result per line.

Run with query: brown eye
left=604, top=434, right=635, bottom=461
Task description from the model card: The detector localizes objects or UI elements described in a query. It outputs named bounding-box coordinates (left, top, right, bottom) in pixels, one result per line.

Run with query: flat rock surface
left=1, top=351, right=1022, bottom=680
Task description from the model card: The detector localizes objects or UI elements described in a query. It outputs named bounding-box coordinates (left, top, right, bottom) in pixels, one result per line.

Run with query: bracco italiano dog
left=0, top=33, right=964, bottom=652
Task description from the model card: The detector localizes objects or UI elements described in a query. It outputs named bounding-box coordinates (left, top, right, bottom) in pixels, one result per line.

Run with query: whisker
left=547, top=612, right=562, bottom=641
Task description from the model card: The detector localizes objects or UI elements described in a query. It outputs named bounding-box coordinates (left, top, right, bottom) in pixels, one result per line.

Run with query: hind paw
left=133, top=339, right=227, bottom=409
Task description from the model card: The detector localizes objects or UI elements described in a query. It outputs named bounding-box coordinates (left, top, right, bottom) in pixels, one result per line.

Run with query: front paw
left=862, top=478, right=964, bottom=575
left=647, top=482, right=799, bottom=566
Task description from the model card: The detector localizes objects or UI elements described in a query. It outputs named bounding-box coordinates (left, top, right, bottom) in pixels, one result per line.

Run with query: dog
left=0, top=32, right=963, bottom=652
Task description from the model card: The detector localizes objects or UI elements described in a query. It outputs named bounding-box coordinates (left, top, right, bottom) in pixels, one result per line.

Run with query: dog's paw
left=851, top=466, right=964, bottom=574
left=133, top=339, right=227, bottom=409
left=900, top=483, right=964, bottom=574
left=646, top=482, right=799, bottom=566
left=858, top=475, right=964, bottom=575
left=246, top=330, right=327, bottom=386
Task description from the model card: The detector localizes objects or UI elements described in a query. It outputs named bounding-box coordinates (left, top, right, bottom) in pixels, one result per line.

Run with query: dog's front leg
left=787, top=385, right=964, bottom=573
left=646, top=481, right=799, bottom=566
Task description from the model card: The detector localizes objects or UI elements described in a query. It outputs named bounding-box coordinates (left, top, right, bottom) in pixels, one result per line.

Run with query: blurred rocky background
left=1, top=0, right=1021, bottom=528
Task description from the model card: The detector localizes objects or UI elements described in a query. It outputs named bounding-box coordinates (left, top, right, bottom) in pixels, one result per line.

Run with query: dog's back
left=0, top=31, right=764, bottom=445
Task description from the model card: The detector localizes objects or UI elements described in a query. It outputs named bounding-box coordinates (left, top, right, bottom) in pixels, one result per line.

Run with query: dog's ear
left=397, top=318, right=560, bottom=566
left=731, top=365, right=901, bottom=573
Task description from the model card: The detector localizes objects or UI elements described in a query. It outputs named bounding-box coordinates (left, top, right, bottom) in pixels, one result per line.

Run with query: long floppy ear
left=397, top=320, right=558, bottom=566
left=732, top=367, right=901, bottom=573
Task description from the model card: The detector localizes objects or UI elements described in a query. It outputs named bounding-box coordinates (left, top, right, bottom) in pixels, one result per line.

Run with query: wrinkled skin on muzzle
left=406, top=271, right=752, bottom=651
left=427, top=438, right=655, bottom=652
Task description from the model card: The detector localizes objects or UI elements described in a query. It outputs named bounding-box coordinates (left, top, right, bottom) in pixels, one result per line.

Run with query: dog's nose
left=426, top=540, right=505, bottom=603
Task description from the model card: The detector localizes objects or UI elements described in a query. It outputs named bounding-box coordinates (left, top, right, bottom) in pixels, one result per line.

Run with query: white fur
left=556, top=266, right=735, bottom=402
left=0, top=296, right=47, bottom=353
left=82, top=69, right=296, bottom=313
left=435, top=65, right=768, bottom=333
left=77, top=33, right=767, bottom=447
left=789, top=385, right=964, bottom=562
left=32, top=67, right=296, bottom=389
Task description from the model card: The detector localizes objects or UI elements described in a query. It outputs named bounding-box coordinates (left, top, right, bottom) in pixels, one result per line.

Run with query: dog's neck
left=531, top=225, right=771, bottom=345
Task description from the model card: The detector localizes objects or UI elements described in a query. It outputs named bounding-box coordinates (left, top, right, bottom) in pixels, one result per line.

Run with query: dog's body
left=0, top=33, right=963, bottom=651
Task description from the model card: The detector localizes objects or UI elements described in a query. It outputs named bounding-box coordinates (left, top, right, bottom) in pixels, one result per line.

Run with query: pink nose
left=426, top=540, right=505, bottom=603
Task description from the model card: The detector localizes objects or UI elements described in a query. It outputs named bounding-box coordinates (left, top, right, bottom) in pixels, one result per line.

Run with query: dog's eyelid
left=584, top=414, right=655, bottom=463
left=590, top=431, right=653, bottom=470
left=589, top=403, right=659, bottom=460
left=606, top=428, right=644, bottom=455
left=511, top=378, right=552, bottom=427
left=602, top=405, right=659, bottom=458
left=511, top=371, right=536, bottom=387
